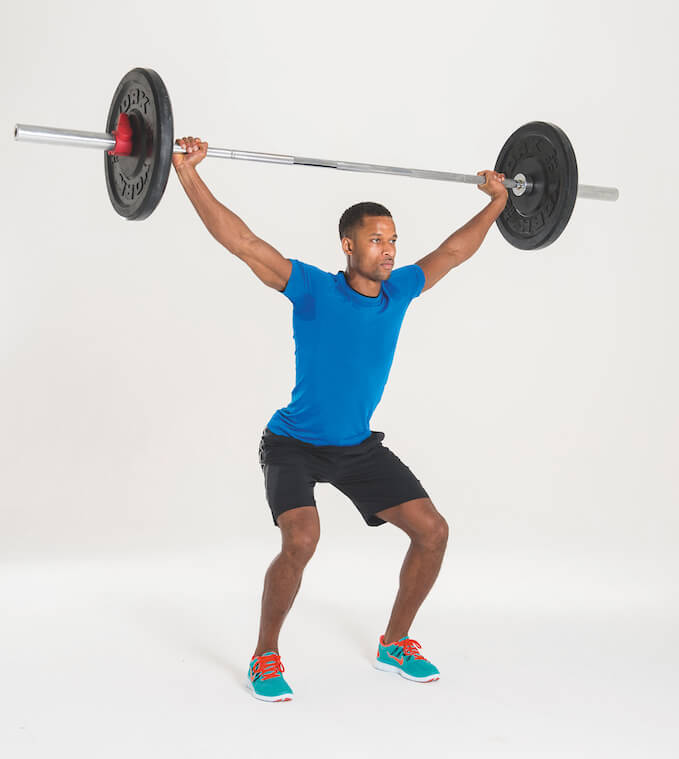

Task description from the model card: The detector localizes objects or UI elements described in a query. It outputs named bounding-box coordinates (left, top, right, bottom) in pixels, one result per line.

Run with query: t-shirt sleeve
left=392, top=263, right=426, bottom=301
left=280, top=259, right=328, bottom=306
left=280, top=259, right=305, bottom=304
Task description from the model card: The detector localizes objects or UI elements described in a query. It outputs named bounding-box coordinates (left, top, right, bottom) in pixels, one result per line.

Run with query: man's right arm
left=173, top=138, right=292, bottom=292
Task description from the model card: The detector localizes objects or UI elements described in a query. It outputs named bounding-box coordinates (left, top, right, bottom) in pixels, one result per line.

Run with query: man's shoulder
left=389, top=263, right=424, bottom=278
left=292, top=259, right=334, bottom=277
left=281, top=259, right=336, bottom=305
left=385, top=263, right=425, bottom=300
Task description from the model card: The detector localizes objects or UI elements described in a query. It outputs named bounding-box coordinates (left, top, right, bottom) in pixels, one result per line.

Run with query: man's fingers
left=175, top=136, right=204, bottom=153
left=475, top=169, right=508, bottom=196
left=478, top=170, right=502, bottom=180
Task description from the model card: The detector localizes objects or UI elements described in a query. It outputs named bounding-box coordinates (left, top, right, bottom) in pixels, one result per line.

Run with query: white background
left=1, top=1, right=677, bottom=757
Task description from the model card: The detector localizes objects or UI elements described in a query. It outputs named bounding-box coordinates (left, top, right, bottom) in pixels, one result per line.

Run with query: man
left=173, top=135, right=508, bottom=703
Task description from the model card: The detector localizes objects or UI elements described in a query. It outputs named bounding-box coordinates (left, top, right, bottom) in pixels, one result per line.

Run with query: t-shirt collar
left=337, top=271, right=385, bottom=309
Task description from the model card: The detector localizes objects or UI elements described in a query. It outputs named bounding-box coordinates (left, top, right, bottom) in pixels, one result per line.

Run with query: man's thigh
left=374, top=497, right=448, bottom=542
left=331, top=441, right=429, bottom=527
left=259, top=429, right=326, bottom=528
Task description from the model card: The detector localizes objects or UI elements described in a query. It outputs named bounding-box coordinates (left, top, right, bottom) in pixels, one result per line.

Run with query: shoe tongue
left=253, top=650, right=278, bottom=659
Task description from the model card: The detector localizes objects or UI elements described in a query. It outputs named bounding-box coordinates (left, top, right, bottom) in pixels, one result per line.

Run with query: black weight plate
left=494, top=122, right=578, bottom=250
left=105, top=68, right=173, bottom=220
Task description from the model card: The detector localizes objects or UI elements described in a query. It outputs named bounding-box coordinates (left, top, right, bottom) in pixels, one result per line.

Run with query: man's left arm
left=415, top=170, right=508, bottom=294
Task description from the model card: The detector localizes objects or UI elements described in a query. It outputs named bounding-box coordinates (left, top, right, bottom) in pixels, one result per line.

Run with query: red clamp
left=108, top=112, right=134, bottom=156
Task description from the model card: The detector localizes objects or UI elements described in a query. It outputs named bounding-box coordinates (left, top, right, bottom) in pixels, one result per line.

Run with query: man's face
left=343, top=215, right=397, bottom=281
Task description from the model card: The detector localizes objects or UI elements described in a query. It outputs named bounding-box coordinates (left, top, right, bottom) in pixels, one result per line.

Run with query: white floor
left=2, top=542, right=677, bottom=759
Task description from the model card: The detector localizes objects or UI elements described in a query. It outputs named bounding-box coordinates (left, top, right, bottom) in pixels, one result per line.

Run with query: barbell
left=14, top=67, right=619, bottom=250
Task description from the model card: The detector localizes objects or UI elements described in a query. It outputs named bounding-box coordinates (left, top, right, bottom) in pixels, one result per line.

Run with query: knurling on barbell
left=13, top=67, right=619, bottom=248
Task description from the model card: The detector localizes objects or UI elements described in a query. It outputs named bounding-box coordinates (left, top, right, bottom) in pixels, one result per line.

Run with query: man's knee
left=378, top=498, right=449, bottom=548
left=427, top=514, right=449, bottom=549
left=409, top=509, right=448, bottom=549
left=278, top=506, right=320, bottom=564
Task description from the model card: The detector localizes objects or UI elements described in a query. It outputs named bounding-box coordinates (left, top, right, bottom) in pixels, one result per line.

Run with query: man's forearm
left=174, top=165, right=255, bottom=252
left=441, top=196, right=507, bottom=265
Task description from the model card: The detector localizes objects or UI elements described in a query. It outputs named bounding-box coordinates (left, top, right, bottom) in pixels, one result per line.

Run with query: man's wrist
left=489, top=194, right=508, bottom=214
left=174, top=162, right=199, bottom=177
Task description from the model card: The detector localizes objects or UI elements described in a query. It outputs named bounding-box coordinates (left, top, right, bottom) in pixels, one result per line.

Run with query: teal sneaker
left=374, top=634, right=440, bottom=683
left=247, top=651, right=294, bottom=702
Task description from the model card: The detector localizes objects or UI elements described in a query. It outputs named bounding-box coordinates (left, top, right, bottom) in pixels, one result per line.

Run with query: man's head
left=339, top=202, right=396, bottom=282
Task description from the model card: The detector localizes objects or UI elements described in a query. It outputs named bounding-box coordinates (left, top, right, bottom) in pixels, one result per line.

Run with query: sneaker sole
left=374, top=659, right=440, bottom=683
left=246, top=678, right=294, bottom=702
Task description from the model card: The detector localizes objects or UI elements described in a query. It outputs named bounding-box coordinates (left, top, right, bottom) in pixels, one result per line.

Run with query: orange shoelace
left=388, top=637, right=426, bottom=660
left=251, top=652, right=285, bottom=681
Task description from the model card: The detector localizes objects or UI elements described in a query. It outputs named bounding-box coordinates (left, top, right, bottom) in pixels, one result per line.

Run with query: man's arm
left=173, top=136, right=292, bottom=292
left=415, top=170, right=508, bottom=294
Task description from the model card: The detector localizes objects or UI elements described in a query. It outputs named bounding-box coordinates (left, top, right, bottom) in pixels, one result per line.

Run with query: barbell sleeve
left=15, top=123, right=116, bottom=151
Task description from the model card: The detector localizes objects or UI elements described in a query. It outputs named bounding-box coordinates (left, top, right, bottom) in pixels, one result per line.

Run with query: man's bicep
left=414, top=248, right=459, bottom=293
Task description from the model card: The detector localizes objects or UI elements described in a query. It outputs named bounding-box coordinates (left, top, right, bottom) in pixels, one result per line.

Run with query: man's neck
left=344, top=269, right=382, bottom=298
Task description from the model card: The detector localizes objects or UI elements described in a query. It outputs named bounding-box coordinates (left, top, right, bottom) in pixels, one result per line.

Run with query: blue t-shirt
left=266, top=259, right=425, bottom=445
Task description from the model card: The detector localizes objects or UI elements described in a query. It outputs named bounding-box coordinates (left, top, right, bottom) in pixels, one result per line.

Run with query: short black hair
left=339, top=201, right=392, bottom=240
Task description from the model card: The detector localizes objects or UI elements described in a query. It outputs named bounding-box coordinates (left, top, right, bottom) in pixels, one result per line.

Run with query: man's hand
left=172, top=135, right=208, bottom=171
left=477, top=169, right=508, bottom=206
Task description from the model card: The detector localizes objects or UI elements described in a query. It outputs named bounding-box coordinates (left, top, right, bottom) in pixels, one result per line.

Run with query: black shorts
left=258, top=427, right=429, bottom=527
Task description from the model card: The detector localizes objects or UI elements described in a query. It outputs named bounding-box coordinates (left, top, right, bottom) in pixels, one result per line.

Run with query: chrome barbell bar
left=14, top=123, right=619, bottom=202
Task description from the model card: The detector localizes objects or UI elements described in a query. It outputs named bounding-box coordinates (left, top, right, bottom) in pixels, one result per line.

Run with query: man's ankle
left=382, top=632, right=407, bottom=645
left=253, top=646, right=279, bottom=658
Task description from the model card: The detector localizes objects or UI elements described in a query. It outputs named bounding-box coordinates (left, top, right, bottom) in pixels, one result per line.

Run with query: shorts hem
left=271, top=502, right=318, bottom=527
left=361, top=490, right=430, bottom=527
